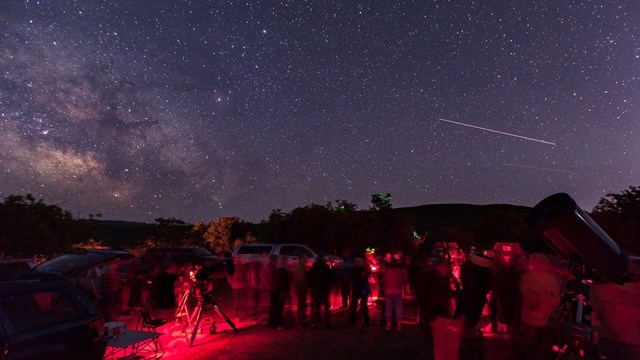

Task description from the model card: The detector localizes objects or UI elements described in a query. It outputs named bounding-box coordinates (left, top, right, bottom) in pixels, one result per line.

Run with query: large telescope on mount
left=526, top=192, right=629, bottom=284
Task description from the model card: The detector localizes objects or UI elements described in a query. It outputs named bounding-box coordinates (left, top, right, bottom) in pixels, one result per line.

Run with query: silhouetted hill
left=396, top=203, right=530, bottom=223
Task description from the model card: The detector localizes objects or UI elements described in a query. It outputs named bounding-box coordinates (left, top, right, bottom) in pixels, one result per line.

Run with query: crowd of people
left=89, top=243, right=639, bottom=359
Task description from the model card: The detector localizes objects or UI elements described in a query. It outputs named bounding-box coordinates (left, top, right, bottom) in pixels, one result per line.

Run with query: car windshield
left=34, top=251, right=131, bottom=278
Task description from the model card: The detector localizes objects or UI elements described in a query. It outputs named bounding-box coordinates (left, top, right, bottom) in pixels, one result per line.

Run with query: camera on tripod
left=527, top=193, right=631, bottom=358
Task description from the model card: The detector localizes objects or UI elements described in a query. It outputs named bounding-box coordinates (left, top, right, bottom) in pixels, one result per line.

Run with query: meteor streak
left=437, top=118, right=556, bottom=146
left=503, top=163, right=578, bottom=175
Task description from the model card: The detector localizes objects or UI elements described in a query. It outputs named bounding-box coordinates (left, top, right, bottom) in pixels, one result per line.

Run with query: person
left=383, top=256, right=406, bottom=330
left=338, top=255, right=354, bottom=309
left=424, top=257, right=463, bottom=360
left=349, top=257, right=370, bottom=326
left=266, top=256, right=283, bottom=328
left=100, top=263, right=122, bottom=321
left=308, top=256, right=332, bottom=328
left=258, top=252, right=273, bottom=320
left=513, top=253, right=564, bottom=359
left=293, top=255, right=309, bottom=328
left=227, top=257, right=248, bottom=321
left=456, top=249, right=495, bottom=360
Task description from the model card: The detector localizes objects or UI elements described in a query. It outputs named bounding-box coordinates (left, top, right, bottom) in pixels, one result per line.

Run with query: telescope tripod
left=175, top=288, right=237, bottom=347
left=553, top=263, right=598, bottom=360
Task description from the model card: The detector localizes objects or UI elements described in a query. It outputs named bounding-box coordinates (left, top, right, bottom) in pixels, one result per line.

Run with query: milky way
left=1, top=1, right=638, bottom=223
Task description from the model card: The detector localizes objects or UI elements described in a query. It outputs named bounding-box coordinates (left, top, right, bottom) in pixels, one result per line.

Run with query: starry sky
left=1, top=1, right=639, bottom=224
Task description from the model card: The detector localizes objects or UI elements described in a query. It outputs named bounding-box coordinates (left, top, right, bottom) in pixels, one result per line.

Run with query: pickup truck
left=231, top=243, right=342, bottom=270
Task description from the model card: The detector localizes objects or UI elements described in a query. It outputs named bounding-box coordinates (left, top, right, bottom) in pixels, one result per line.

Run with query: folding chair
left=135, top=306, right=167, bottom=354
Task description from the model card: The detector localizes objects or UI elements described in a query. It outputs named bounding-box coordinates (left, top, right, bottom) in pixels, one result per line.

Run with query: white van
left=231, top=243, right=342, bottom=270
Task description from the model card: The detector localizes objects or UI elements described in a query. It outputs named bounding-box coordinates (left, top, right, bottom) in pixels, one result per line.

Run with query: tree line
left=1, top=187, right=639, bottom=259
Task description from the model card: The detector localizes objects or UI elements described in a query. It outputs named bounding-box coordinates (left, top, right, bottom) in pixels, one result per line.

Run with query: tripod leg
left=213, top=303, right=237, bottom=330
left=190, top=302, right=204, bottom=347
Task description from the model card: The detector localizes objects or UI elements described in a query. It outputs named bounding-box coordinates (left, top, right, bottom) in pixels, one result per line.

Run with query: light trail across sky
left=503, top=163, right=578, bottom=175
left=437, top=118, right=556, bottom=146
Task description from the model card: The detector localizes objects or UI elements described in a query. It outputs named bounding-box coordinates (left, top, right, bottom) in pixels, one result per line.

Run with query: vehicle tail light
left=89, top=318, right=105, bottom=342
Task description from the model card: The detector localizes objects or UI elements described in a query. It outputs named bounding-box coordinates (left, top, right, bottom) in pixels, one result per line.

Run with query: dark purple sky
left=1, top=1, right=638, bottom=223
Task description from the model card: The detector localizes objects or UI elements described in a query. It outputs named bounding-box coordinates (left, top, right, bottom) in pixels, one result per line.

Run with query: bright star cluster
left=1, top=1, right=638, bottom=223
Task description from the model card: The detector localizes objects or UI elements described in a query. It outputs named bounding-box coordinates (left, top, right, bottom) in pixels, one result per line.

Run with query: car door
left=278, top=245, right=316, bottom=270
left=0, top=282, right=106, bottom=360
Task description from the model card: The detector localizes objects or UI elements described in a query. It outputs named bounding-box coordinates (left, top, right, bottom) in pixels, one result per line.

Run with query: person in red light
left=383, top=256, right=406, bottom=331
left=293, top=254, right=309, bottom=328
left=349, top=257, right=371, bottom=326
left=308, top=255, right=332, bottom=329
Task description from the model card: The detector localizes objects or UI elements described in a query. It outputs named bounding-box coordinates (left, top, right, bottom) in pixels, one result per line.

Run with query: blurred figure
left=457, top=249, right=494, bottom=360
left=309, top=256, right=332, bottom=328
left=383, top=257, right=406, bottom=330
left=100, top=264, right=122, bottom=321
left=227, top=258, right=249, bottom=321
left=122, top=257, right=145, bottom=314
left=265, top=256, right=278, bottom=328
left=490, top=253, right=526, bottom=334
left=294, top=254, right=309, bottom=328
left=425, top=257, right=463, bottom=360
left=267, top=256, right=290, bottom=329
left=349, top=257, right=370, bottom=326
left=513, top=253, right=564, bottom=360
left=258, top=252, right=273, bottom=319
left=338, top=254, right=354, bottom=309
left=246, top=258, right=262, bottom=319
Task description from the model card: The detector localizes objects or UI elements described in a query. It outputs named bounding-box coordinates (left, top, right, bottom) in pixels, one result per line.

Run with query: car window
left=280, top=246, right=313, bottom=257
left=35, top=252, right=118, bottom=277
left=0, top=286, right=89, bottom=333
left=236, top=245, right=273, bottom=255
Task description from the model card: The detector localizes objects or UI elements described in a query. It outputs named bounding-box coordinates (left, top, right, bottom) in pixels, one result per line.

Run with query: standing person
left=338, top=256, right=354, bottom=309
left=269, top=257, right=289, bottom=329
left=247, top=258, right=261, bottom=320
left=258, top=252, right=273, bottom=320
left=383, top=257, right=406, bottom=330
left=350, top=257, right=370, bottom=326
left=425, top=257, right=463, bottom=360
left=293, top=255, right=309, bottom=328
left=265, top=256, right=279, bottom=328
left=100, top=264, right=122, bottom=321
left=456, top=249, right=494, bottom=360
left=227, top=258, right=248, bottom=321
left=308, top=256, right=332, bottom=329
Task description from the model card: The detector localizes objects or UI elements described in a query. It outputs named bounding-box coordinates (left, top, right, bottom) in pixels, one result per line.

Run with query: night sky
left=1, top=1, right=638, bottom=223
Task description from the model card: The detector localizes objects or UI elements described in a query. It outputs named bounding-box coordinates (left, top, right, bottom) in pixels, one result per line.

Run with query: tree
left=196, top=217, right=241, bottom=255
left=592, top=185, right=640, bottom=253
left=0, top=194, right=74, bottom=257
left=145, top=217, right=192, bottom=247
left=370, top=192, right=392, bottom=210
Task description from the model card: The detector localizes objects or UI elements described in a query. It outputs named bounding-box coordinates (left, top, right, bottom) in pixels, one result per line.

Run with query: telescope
left=194, top=258, right=235, bottom=282
left=527, top=193, right=631, bottom=359
left=526, top=192, right=628, bottom=284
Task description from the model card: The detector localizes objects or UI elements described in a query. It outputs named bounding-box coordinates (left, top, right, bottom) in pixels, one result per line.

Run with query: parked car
left=33, top=248, right=134, bottom=278
left=232, top=243, right=342, bottom=270
left=32, top=248, right=135, bottom=320
left=0, top=276, right=107, bottom=360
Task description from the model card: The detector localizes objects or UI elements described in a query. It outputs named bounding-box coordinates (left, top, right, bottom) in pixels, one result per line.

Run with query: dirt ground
left=114, top=292, right=512, bottom=360
left=109, top=265, right=640, bottom=360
